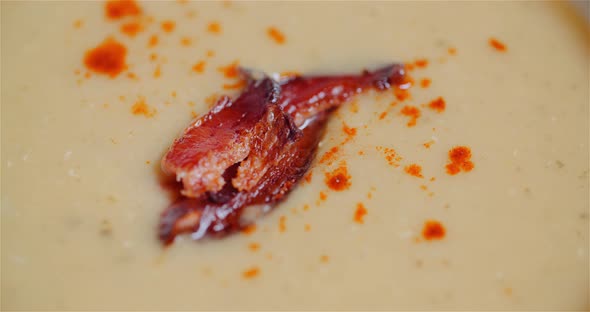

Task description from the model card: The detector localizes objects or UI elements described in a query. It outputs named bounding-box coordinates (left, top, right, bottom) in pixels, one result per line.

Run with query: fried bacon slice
left=159, top=64, right=405, bottom=244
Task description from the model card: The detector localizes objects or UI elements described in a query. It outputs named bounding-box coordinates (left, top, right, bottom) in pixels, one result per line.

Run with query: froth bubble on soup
left=1, top=1, right=588, bottom=310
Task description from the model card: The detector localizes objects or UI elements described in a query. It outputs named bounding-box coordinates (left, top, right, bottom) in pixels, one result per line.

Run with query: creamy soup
left=1, top=1, right=588, bottom=310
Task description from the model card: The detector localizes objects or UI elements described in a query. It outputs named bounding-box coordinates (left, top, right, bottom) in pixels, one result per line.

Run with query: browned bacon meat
left=159, top=64, right=405, bottom=244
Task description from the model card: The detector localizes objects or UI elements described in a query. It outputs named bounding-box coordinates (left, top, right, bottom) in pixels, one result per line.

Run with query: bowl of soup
left=1, top=1, right=588, bottom=310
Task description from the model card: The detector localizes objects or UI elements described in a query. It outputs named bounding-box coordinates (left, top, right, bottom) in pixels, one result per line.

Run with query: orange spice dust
left=428, top=96, right=446, bottom=113
left=319, top=191, right=327, bottom=201
left=206, top=50, right=216, bottom=57
left=241, top=223, right=257, bottom=235
left=341, top=122, right=357, bottom=144
left=304, top=224, right=311, bottom=232
left=420, top=78, right=431, bottom=88
left=171, top=91, right=177, bottom=98
left=393, top=86, right=410, bottom=102
left=303, top=204, right=310, bottom=211
left=145, top=160, right=151, bottom=164
left=267, top=27, right=286, bottom=44
left=378, top=111, right=388, bottom=120
left=400, top=105, right=421, bottom=127
left=319, top=146, right=339, bottom=165
left=279, top=216, right=286, bottom=233
left=131, top=98, right=156, bottom=117
left=161, top=20, right=175, bottom=33
left=303, top=171, right=313, bottom=184
left=324, top=164, right=351, bottom=191
left=445, top=146, right=474, bottom=175
left=192, top=61, right=206, bottom=73
left=248, top=242, right=260, bottom=252
left=207, top=21, right=222, bottom=34
left=242, top=266, right=260, bottom=279
left=205, top=94, right=219, bottom=108
left=320, top=255, right=330, bottom=263
left=404, top=164, right=424, bottom=178
left=180, top=37, right=192, bottom=46
left=422, top=220, right=446, bottom=241
left=489, top=37, right=507, bottom=52
left=423, top=140, right=435, bottom=149
left=153, top=65, right=161, bottom=78
left=415, top=59, right=429, bottom=68
left=354, top=203, right=368, bottom=224
left=149, top=52, right=158, bottom=61
left=448, top=47, right=457, bottom=55
left=218, top=60, right=240, bottom=78
left=375, top=146, right=402, bottom=167
left=148, top=35, right=158, bottom=48
left=73, top=19, right=84, bottom=29
left=83, top=38, right=127, bottom=78
left=126, top=72, right=138, bottom=80
left=120, top=21, right=143, bottom=37
left=105, top=0, right=141, bottom=20
left=190, top=111, right=198, bottom=118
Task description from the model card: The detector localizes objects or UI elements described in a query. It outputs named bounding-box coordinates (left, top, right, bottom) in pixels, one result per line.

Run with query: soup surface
left=2, top=1, right=588, bottom=310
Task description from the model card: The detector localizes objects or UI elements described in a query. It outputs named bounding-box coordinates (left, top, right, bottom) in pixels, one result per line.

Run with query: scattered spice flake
left=131, top=98, right=156, bottom=117
left=206, top=50, right=216, bottom=57
left=448, top=47, right=457, bottom=55
left=319, top=146, right=339, bottom=165
left=242, top=266, right=260, bottom=279
left=190, top=110, right=198, bottom=118
left=267, top=26, right=286, bottom=44
left=278, top=216, right=286, bottom=233
left=207, top=21, right=222, bottom=34
left=376, top=146, right=402, bottom=167
left=304, top=171, right=313, bottom=183
left=74, top=69, right=81, bottom=75
left=319, top=191, right=327, bottom=201
left=149, top=52, right=158, bottom=62
left=342, top=122, right=357, bottom=137
left=504, top=287, right=513, bottom=296
left=73, top=19, right=83, bottom=29
left=171, top=91, right=177, bottom=98
left=217, top=60, right=239, bottom=78
left=161, top=20, right=175, bottom=33
left=153, top=65, right=161, bottom=78
left=378, top=111, right=388, bottom=120
left=120, top=21, right=143, bottom=37
left=279, top=71, right=300, bottom=79
left=248, top=242, right=260, bottom=252
left=192, top=61, right=206, bottom=73
left=320, top=255, right=330, bottom=263
left=420, top=184, right=428, bottom=191
left=145, top=160, right=151, bottom=164
left=445, top=146, right=474, bottom=175
left=404, top=164, right=424, bottom=178
left=126, top=72, right=138, bottom=80
left=400, top=105, right=421, bottom=127
left=83, top=38, right=127, bottom=78
left=304, top=224, right=311, bottom=232
left=405, top=62, right=415, bottom=71
left=393, top=86, right=410, bottom=102
left=223, top=79, right=247, bottom=90
left=148, top=35, right=158, bottom=48
left=204, top=94, right=219, bottom=108
left=241, top=224, right=257, bottom=235
left=358, top=150, right=365, bottom=156
left=430, top=177, right=436, bottom=182
left=303, top=204, right=310, bottom=211
left=354, top=203, right=367, bottom=224
left=422, top=220, right=446, bottom=241
left=489, top=37, right=507, bottom=52
left=428, top=96, right=446, bottom=113
left=324, top=164, right=351, bottom=191
left=105, top=0, right=141, bottom=20
left=420, top=78, right=431, bottom=88
left=415, top=59, right=428, bottom=68
left=423, top=140, right=434, bottom=149
left=180, top=37, right=192, bottom=46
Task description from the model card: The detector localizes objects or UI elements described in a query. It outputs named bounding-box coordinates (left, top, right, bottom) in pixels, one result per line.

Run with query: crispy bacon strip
left=159, top=64, right=405, bottom=244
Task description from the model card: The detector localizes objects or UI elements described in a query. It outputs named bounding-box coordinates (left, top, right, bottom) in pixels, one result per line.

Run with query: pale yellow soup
left=1, top=1, right=588, bottom=310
